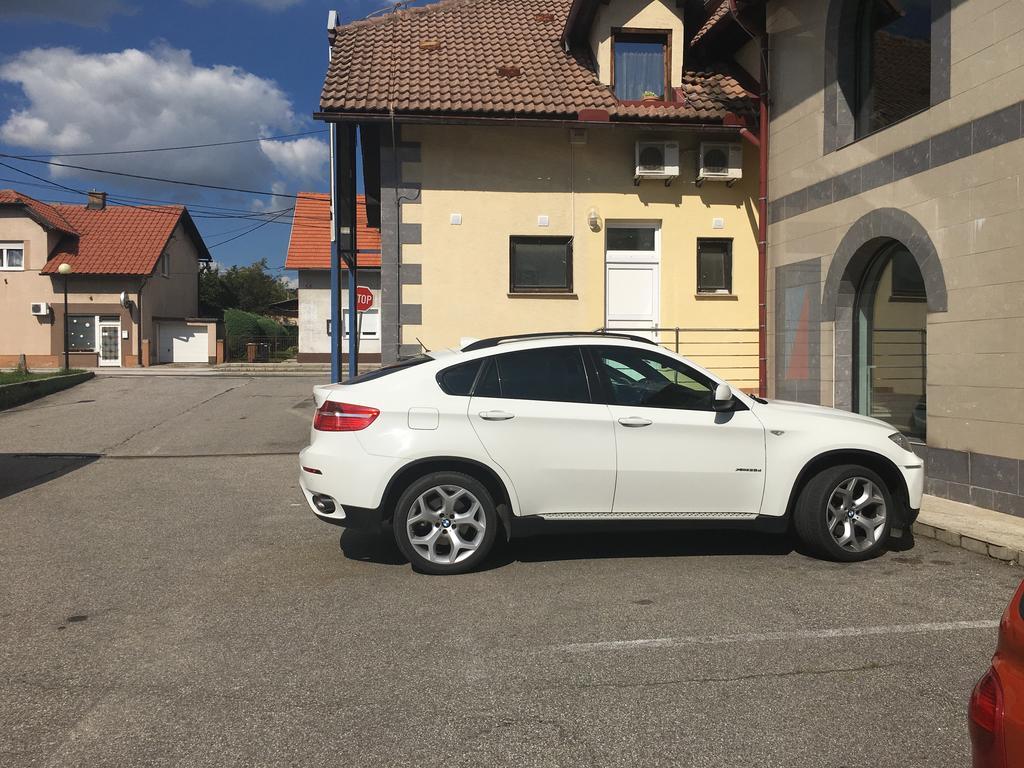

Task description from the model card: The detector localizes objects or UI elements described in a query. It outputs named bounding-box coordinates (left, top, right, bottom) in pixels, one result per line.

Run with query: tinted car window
left=437, top=360, right=482, bottom=396
left=479, top=346, right=591, bottom=403
left=593, top=346, right=717, bottom=411
left=343, top=354, right=431, bottom=384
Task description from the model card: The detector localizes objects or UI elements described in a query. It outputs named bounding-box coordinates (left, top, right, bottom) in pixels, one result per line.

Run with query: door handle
left=479, top=410, right=515, bottom=421
left=618, top=416, right=653, bottom=428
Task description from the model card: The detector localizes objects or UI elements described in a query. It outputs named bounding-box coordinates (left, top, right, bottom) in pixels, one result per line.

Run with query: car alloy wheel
left=824, top=476, right=887, bottom=553
left=406, top=484, right=487, bottom=565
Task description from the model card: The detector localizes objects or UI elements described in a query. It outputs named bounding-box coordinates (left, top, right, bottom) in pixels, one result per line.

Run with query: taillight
left=969, top=667, right=1006, bottom=767
left=313, top=401, right=379, bottom=432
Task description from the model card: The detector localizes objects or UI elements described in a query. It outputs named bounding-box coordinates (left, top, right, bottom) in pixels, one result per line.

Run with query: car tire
left=793, top=464, right=893, bottom=562
left=393, top=471, right=498, bottom=575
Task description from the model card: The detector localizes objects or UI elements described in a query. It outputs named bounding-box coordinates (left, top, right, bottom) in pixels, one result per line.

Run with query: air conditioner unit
left=698, top=142, right=743, bottom=185
left=635, top=141, right=680, bottom=185
left=30, top=302, right=50, bottom=316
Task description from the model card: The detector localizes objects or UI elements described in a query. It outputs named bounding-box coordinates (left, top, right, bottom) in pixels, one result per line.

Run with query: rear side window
left=343, top=354, right=431, bottom=384
left=437, top=360, right=482, bottom=396
left=480, top=346, right=591, bottom=403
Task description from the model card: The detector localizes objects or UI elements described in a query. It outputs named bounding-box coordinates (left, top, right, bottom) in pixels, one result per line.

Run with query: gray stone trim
left=822, top=208, right=946, bottom=411
left=823, top=208, right=948, bottom=320
left=400, top=222, right=422, bottom=245
left=378, top=128, right=422, bottom=363
left=771, top=100, right=1024, bottom=225
left=773, top=258, right=822, bottom=405
left=400, top=263, right=422, bottom=285
left=398, top=143, right=421, bottom=163
left=931, top=0, right=951, bottom=105
left=823, top=0, right=952, bottom=155
left=399, top=343, right=424, bottom=359
left=919, top=445, right=1024, bottom=518
left=400, top=304, right=422, bottom=325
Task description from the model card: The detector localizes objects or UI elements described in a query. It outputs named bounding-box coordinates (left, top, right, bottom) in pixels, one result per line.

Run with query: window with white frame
left=0, top=242, right=24, bottom=270
left=159, top=252, right=170, bottom=277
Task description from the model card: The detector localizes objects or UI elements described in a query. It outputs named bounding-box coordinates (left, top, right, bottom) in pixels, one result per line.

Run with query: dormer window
left=612, top=29, right=669, bottom=101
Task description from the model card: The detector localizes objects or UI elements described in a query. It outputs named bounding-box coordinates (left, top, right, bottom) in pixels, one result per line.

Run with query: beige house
left=316, top=0, right=766, bottom=392
left=748, top=0, right=1024, bottom=515
left=0, top=189, right=216, bottom=368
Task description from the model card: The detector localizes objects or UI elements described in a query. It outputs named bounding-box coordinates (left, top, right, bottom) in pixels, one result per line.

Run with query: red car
left=970, top=579, right=1024, bottom=766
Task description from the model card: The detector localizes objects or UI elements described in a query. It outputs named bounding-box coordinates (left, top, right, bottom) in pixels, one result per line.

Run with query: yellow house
left=315, top=0, right=765, bottom=392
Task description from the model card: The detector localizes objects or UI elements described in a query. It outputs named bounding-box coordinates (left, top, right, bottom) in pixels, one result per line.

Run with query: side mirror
left=713, top=382, right=734, bottom=412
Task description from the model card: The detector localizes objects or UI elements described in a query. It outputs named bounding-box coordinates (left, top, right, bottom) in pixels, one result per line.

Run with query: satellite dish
left=120, top=291, right=131, bottom=308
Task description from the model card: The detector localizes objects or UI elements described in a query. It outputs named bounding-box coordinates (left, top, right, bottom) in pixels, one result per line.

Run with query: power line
left=13, top=129, right=328, bottom=159
left=0, top=153, right=312, bottom=199
left=0, top=161, right=301, bottom=248
left=0, top=171, right=329, bottom=225
left=207, top=208, right=294, bottom=249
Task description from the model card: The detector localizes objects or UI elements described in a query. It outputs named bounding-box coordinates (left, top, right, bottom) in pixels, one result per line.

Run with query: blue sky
left=0, top=0, right=397, bottom=280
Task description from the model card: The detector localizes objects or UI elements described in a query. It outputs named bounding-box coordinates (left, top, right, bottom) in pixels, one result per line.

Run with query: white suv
left=299, top=333, right=923, bottom=574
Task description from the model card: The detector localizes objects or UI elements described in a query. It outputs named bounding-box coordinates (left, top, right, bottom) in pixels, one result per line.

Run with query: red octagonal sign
left=355, top=286, right=374, bottom=312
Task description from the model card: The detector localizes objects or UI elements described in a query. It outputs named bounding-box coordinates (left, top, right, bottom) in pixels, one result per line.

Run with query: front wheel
left=793, top=464, right=892, bottom=562
left=393, top=472, right=498, bottom=575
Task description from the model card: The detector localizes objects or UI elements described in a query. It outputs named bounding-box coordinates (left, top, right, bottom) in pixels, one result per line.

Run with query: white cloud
left=0, top=45, right=324, bottom=205
left=281, top=274, right=298, bottom=289
left=259, top=137, right=328, bottom=181
left=0, top=0, right=135, bottom=27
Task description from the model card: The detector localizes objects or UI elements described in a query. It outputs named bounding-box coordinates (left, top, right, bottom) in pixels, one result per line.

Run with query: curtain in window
left=614, top=41, right=665, bottom=100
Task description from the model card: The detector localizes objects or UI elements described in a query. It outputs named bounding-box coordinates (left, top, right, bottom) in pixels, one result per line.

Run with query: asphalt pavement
left=0, top=375, right=1019, bottom=767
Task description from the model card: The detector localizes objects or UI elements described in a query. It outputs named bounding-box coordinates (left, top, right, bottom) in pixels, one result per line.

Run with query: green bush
left=224, top=308, right=262, bottom=340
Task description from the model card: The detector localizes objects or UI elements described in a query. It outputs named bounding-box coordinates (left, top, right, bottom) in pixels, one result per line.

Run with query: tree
left=199, top=259, right=293, bottom=317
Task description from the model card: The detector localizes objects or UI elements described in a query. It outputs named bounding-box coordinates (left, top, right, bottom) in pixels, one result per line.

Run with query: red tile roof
left=39, top=203, right=207, bottom=275
left=0, top=189, right=77, bottom=234
left=320, top=0, right=754, bottom=124
left=284, top=193, right=381, bottom=270
left=0, top=190, right=210, bottom=276
left=690, top=2, right=730, bottom=47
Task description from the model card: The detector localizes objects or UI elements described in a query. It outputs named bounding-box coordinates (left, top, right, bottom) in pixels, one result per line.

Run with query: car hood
left=754, top=398, right=896, bottom=432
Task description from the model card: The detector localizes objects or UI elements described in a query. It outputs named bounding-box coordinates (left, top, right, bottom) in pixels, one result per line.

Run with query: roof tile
left=284, top=193, right=381, bottom=270
left=321, top=0, right=753, bottom=124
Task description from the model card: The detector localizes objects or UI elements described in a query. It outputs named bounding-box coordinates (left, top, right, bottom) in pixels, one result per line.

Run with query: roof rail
left=460, top=330, right=658, bottom=353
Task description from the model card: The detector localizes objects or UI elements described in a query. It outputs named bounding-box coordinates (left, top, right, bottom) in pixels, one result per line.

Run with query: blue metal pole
left=330, top=239, right=341, bottom=382
left=347, top=267, right=358, bottom=379
left=329, top=123, right=341, bottom=383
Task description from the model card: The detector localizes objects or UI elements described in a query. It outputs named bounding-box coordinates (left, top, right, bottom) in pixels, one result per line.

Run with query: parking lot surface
left=0, top=375, right=1019, bottom=767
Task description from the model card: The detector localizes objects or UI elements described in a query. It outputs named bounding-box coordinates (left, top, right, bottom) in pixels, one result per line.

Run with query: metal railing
left=226, top=333, right=298, bottom=363
left=599, top=326, right=760, bottom=391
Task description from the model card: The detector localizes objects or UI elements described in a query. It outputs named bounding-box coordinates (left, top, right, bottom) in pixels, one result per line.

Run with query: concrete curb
left=914, top=494, right=1024, bottom=566
left=0, top=371, right=95, bottom=410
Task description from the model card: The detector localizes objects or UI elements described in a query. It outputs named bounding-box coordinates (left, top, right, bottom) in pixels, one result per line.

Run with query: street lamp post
left=57, top=263, right=71, bottom=371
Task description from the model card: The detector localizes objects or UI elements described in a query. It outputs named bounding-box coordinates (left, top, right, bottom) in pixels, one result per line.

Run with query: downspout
left=137, top=276, right=147, bottom=366
left=730, top=1, right=769, bottom=398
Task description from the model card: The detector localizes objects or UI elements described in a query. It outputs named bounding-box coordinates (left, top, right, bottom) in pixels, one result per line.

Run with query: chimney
left=86, top=190, right=107, bottom=210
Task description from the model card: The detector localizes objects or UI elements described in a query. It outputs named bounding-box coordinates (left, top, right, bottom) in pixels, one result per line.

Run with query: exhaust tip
left=311, top=494, right=336, bottom=514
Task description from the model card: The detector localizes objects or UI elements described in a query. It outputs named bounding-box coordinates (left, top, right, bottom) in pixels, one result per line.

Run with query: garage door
left=158, top=322, right=208, bottom=363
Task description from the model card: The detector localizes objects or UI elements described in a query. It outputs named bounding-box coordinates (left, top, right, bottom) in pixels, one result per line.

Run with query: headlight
left=888, top=432, right=914, bottom=453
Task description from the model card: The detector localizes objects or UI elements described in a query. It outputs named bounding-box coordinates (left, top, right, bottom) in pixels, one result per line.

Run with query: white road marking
left=557, top=620, right=1000, bottom=653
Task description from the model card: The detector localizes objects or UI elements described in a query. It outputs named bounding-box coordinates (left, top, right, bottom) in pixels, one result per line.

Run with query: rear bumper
left=298, top=483, right=387, bottom=529
left=299, top=442, right=397, bottom=532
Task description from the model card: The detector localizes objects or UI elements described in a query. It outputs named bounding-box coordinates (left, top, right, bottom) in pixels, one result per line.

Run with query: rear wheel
left=393, top=471, right=497, bottom=575
left=793, top=464, right=892, bottom=562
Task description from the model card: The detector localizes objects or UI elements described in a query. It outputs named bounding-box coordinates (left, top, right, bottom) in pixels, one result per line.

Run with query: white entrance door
left=98, top=319, right=121, bottom=367
left=605, top=223, right=660, bottom=340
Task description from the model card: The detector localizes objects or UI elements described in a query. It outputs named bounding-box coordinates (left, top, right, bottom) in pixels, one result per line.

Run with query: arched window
left=854, top=0, right=932, bottom=137
left=825, top=0, right=948, bottom=151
